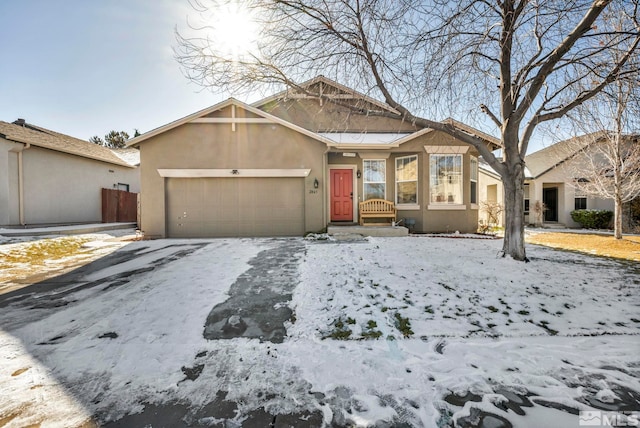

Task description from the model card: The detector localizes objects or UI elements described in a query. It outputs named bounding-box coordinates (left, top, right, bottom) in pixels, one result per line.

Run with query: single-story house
left=523, top=132, right=639, bottom=228
left=0, top=119, right=140, bottom=226
left=128, top=76, right=500, bottom=238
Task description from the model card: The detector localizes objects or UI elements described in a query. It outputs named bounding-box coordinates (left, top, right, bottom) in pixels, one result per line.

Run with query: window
left=470, top=156, right=478, bottom=204
left=363, top=159, right=385, bottom=200
left=430, top=154, right=462, bottom=204
left=575, top=198, right=587, bottom=210
left=524, top=184, right=530, bottom=214
left=396, top=155, right=418, bottom=205
left=574, top=178, right=588, bottom=210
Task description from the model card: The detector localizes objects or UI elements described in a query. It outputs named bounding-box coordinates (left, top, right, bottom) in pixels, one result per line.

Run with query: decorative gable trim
left=252, top=75, right=401, bottom=115
left=127, top=98, right=335, bottom=148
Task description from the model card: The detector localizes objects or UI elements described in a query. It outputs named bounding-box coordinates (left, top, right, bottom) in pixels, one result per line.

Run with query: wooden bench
left=359, top=199, right=397, bottom=226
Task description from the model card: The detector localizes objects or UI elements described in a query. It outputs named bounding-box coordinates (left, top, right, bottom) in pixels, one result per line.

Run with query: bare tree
left=175, top=0, right=640, bottom=261
left=563, top=79, right=640, bottom=239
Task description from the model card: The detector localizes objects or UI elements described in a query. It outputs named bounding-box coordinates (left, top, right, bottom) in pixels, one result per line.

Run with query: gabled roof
left=253, top=77, right=501, bottom=151
left=525, top=131, right=608, bottom=178
left=251, top=75, right=401, bottom=115
left=129, top=78, right=501, bottom=152
left=0, top=120, right=137, bottom=168
left=126, top=98, right=337, bottom=148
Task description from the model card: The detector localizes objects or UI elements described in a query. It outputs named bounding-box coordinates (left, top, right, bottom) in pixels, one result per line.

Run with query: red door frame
left=330, top=168, right=354, bottom=222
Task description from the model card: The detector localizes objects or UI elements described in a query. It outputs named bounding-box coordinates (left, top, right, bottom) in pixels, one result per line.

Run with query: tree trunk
left=501, top=164, right=528, bottom=261
left=614, top=194, right=623, bottom=239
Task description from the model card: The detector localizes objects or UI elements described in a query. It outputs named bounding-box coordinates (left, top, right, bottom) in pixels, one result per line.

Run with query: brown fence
left=102, top=188, right=138, bottom=223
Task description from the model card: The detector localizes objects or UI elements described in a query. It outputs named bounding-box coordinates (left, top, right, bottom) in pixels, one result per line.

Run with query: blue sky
left=0, top=1, right=550, bottom=152
left=0, top=0, right=223, bottom=140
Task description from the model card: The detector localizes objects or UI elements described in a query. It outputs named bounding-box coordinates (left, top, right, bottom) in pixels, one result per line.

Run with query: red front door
left=331, top=169, right=353, bottom=221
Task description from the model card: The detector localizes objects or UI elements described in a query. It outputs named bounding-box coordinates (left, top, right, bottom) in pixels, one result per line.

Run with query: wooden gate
left=102, top=188, right=138, bottom=223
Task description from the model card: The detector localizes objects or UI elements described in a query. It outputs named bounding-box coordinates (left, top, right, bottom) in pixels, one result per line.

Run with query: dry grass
left=526, top=232, right=640, bottom=262
left=0, top=236, right=98, bottom=288
left=0, top=236, right=93, bottom=267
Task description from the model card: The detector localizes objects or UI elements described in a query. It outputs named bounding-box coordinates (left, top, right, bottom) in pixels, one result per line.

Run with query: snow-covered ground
left=0, top=236, right=638, bottom=427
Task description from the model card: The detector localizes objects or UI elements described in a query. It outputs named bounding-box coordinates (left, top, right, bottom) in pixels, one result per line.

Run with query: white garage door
left=166, top=177, right=305, bottom=237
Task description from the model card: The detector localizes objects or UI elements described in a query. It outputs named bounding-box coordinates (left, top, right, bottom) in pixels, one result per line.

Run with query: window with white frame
left=429, top=154, right=462, bottom=204
left=396, top=155, right=418, bottom=205
left=575, top=197, right=587, bottom=210
left=470, top=156, right=478, bottom=204
left=363, top=159, right=386, bottom=200
left=574, top=178, right=588, bottom=210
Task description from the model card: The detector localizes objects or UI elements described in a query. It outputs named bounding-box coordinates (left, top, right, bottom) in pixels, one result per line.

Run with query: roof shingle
left=0, top=121, right=137, bottom=168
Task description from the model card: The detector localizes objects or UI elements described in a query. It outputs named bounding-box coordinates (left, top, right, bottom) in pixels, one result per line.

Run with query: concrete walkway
left=203, top=239, right=305, bottom=343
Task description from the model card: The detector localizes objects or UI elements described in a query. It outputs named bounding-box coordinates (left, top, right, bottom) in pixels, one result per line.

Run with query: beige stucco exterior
left=0, top=137, right=139, bottom=226
left=131, top=80, right=498, bottom=238
left=326, top=131, right=481, bottom=233
left=137, top=109, right=327, bottom=238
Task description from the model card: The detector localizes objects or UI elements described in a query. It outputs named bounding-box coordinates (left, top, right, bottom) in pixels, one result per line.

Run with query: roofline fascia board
left=157, top=168, right=311, bottom=178
left=329, top=144, right=400, bottom=150
left=5, top=136, right=135, bottom=168
left=392, top=128, right=434, bottom=145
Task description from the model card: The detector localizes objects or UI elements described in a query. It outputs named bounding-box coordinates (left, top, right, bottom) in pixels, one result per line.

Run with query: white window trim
left=363, top=159, right=386, bottom=200
left=429, top=154, right=464, bottom=206
left=395, top=155, right=419, bottom=206
left=397, top=204, right=421, bottom=210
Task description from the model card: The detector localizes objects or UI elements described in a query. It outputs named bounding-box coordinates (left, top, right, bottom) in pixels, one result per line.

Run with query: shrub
left=570, top=209, right=613, bottom=229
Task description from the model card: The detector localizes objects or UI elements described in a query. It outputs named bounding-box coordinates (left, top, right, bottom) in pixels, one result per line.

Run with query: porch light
left=313, top=178, right=319, bottom=189
left=357, top=169, right=362, bottom=179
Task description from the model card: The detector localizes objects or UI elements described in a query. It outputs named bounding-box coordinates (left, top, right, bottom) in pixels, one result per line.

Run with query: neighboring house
left=523, top=133, right=620, bottom=227
left=128, top=76, right=499, bottom=238
left=0, top=119, right=140, bottom=226
left=477, top=157, right=505, bottom=227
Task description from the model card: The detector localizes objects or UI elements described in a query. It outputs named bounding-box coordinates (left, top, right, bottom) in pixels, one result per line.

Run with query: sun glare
left=212, top=4, right=259, bottom=58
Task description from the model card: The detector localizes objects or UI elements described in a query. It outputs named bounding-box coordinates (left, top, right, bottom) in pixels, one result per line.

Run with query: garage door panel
left=167, top=177, right=304, bottom=238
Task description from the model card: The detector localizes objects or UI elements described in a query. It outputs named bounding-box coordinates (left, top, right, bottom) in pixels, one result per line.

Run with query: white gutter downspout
left=18, top=142, right=31, bottom=226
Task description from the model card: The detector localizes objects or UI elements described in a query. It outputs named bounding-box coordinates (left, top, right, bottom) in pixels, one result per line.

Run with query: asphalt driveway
left=1, top=234, right=639, bottom=427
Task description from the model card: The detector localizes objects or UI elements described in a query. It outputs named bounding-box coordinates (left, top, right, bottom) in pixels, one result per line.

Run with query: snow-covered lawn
left=0, top=236, right=638, bottom=427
